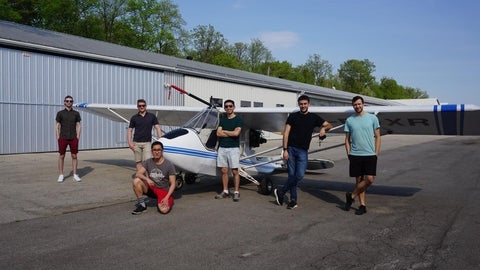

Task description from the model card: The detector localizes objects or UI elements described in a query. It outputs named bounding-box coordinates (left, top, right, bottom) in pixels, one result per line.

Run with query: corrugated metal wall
left=184, top=77, right=298, bottom=107
left=1, top=47, right=182, bottom=154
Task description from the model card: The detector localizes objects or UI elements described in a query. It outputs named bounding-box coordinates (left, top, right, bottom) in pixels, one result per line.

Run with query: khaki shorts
left=134, top=142, right=152, bottom=162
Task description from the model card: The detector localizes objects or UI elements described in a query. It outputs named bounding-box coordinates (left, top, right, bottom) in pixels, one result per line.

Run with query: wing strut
left=107, top=107, right=130, bottom=123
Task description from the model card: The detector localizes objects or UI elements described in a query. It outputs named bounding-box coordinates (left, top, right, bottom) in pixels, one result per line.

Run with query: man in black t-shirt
left=274, top=95, right=332, bottom=209
left=127, top=99, right=162, bottom=171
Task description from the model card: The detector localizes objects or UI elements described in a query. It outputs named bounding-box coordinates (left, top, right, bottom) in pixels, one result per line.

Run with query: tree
left=125, top=0, right=185, bottom=55
left=246, top=38, right=273, bottom=72
left=0, top=0, right=22, bottom=22
left=189, top=24, right=228, bottom=63
left=338, top=59, right=376, bottom=95
left=376, top=77, right=403, bottom=99
left=226, top=42, right=249, bottom=69
left=94, top=0, right=127, bottom=42
left=304, top=54, right=333, bottom=86
left=257, top=61, right=294, bottom=79
left=0, top=0, right=37, bottom=25
left=210, top=53, right=242, bottom=69
left=403, top=86, right=429, bottom=99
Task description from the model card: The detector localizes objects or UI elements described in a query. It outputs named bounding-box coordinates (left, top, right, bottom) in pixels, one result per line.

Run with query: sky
left=173, top=0, right=480, bottom=105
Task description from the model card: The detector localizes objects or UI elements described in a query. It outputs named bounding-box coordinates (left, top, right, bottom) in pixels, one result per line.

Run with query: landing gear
left=258, top=175, right=273, bottom=195
left=185, top=173, right=197, bottom=184
left=175, top=174, right=184, bottom=191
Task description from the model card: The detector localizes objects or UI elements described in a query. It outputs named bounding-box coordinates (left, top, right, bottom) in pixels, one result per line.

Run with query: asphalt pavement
left=0, top=135, right=479, bottom=269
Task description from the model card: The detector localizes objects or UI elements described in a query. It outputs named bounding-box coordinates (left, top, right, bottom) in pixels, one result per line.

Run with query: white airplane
left=76, top=84, right=480, bottom=195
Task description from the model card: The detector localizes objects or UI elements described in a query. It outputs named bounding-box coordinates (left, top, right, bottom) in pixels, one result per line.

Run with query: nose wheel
left=185, top=172, right=197, bottom=184
left=258, top=175, right=273, bottom=195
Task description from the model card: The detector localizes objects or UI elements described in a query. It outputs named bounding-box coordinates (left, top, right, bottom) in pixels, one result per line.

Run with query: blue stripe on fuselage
left=163, top=146, right=276, bottom=173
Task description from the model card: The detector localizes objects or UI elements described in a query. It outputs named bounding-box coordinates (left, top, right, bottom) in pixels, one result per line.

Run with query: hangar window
left=210, top=97, right=223, bottom=107
left=254, top=102, right=263, bottom=107
left=241, top=100, right=251, bottom=107
left=276, top=104, right=284, bottom=107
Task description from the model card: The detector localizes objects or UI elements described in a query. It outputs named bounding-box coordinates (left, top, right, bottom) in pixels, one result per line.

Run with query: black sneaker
left=355, top=205, right=367, bottom=215
left=132, top=204, right=147, bottom=215
left=274, top=188, right=284, bottom=206
left=287, top=200, right=298, bottom=209
left=345, top=192, right=354, bottom=211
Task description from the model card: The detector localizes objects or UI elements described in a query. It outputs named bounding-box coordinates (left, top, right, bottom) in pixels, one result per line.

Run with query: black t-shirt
left=286, top=111, right=325, bottom=150
left=56, top=109, right=81, bottom=140
left=129, top=112, right=159, bottom=142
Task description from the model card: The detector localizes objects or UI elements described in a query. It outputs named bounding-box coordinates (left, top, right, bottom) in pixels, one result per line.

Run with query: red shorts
left=147, top=183, right=174, bottom=207
left=58, top=137, right=79, bottom=155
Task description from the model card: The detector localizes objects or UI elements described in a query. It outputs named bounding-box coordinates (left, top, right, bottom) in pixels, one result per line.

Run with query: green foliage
left=304, top=54, right=333, bottom=86
left=0, top=0, right=22, bottom=22
left=189, top=24, right=228, bottom=63
left=1, top=0, right=428, bottom=100
left=338, top=59, right=376, bottom=94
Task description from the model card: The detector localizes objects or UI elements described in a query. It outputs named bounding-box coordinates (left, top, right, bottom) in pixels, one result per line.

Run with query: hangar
left=0, top=20, right=397, bottom=154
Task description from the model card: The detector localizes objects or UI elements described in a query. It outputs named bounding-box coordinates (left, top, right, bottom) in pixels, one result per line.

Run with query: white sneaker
left=57, top=175, right=64, bottom=183
left=73, top=174, right=82, bottom=182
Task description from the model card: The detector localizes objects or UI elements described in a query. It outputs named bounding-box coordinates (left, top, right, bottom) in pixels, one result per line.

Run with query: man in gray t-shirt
left=131, top=141, right=176, bottom=215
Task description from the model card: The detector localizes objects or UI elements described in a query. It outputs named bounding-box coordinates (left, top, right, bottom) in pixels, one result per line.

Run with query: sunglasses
left=137, top=104, right=146, bottom=108
left=224, top=105, right=234, bottom=108
left=64, top=100, right=73, bottom=103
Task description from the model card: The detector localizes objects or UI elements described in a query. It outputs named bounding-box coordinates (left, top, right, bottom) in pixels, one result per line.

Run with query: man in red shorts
left=55, top=95, right=82, bottom=183
left=131, top=141, right=176, bottom=215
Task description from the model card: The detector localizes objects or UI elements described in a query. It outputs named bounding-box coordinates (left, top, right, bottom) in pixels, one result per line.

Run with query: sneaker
left=132, top=204, right=147, bottom=215
left=233, top=192, right=240, bottom=202
left=287, top=200, right=298, bottom=209
left=274, top=188, right=284, bottom=206
left=73, top=174, right=82, bottom=182
left=355, top=205, right=367, bottom=215
left=345, top=192, right=354, bottom=211
left=215, top=191, right=230, bottom=199
left=57, top=175, right=64, bottom=183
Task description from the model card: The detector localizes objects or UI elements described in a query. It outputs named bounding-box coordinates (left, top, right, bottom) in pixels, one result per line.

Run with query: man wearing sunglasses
left=55, top=95, right=82, bottom=183
left=215, top=100, right=243, bottom=202
left=127, top=99, right=162, bottom=171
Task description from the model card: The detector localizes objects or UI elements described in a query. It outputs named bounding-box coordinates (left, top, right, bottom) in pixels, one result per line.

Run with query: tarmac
left=0, top=134, right=479, bottom=269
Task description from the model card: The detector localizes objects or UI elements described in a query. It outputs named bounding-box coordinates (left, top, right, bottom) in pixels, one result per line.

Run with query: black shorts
left=349, top=155, right=377, bottom=177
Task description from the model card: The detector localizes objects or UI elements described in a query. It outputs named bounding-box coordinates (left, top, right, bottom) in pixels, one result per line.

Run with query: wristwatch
left=283, top=148, right=287, bottom=150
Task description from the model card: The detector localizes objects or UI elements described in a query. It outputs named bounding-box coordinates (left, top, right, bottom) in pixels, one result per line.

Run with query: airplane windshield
left=183, top=107, right=219, bottom=132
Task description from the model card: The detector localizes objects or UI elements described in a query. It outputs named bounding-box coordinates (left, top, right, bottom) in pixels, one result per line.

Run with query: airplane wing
left=77, top=103, right=480, bottom=136
left=235, top=104, right=480, bottom=135
left=75, top=103, right=204, bottom=126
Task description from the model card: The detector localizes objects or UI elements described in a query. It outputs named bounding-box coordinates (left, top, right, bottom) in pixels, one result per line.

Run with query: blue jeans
left=280, top=146, right=308, bottom=202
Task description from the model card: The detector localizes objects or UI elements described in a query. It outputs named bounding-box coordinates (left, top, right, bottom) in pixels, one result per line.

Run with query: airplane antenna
left=165, top=84, right=212, bottom=107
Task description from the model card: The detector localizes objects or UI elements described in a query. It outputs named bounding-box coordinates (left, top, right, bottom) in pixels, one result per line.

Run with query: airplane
left=76, top=84, right=480, bottom=195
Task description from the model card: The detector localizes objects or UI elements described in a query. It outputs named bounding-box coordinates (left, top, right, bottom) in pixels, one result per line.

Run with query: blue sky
left=173, top=0, right=480, bottom=105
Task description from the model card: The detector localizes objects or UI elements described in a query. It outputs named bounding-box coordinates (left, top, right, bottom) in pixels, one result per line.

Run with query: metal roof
left=0, top=20, right=397, bottom=105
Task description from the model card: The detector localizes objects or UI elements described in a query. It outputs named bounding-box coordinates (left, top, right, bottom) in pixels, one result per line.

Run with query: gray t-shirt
left=142, top=158, right=176, bottom=190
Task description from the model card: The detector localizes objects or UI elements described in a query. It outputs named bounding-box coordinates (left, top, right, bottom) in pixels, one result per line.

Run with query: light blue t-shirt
left=344, top=113, right=380, bottom=156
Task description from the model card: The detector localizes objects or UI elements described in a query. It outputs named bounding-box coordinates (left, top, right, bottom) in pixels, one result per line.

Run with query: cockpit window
left=183, top=108, right=219, bottom=132
left=163, top=128, right=188, bottom=139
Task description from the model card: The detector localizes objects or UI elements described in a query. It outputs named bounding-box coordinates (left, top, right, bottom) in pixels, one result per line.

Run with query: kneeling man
left=132, top=141, right=176, bottom=215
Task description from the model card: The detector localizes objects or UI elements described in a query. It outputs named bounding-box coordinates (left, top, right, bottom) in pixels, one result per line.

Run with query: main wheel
left=258, top=176, right=273, bottom=195
left=175, top=174, right=184, bottom=191
left=185, top=173, right=197, bottom=184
